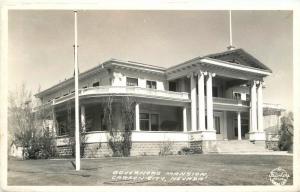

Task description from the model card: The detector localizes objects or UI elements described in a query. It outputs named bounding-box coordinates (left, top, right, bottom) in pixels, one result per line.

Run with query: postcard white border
left=1, top=0, right=299, bottom=192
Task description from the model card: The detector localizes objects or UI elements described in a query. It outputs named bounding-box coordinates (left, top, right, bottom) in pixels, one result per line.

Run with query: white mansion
left=35, top=48, right=283, bottom=156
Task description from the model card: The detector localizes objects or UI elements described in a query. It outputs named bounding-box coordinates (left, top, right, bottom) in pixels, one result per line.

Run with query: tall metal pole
left=229, top=10, right=232, bottom=47
left=74, top=10, right=80, bottom=171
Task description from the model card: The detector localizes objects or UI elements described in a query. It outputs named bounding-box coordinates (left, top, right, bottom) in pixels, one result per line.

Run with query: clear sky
left=8, top=10, right=293, bottom=110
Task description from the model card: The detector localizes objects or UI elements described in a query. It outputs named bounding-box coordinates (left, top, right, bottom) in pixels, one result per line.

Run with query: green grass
left=7, top=154, right=293, bottom=186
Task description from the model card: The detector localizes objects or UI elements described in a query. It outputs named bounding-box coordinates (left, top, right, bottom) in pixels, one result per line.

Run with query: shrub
left=178, top=146, right=202, bottom=155
left=108, top=131, right=126, bottom=157
left=278, top=112, right=293, bottom=152
left=159, top=140, right=174, bottom=156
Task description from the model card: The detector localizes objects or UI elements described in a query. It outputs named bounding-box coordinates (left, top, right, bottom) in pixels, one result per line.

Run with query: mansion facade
left=35, top=48, right=284, bottom=156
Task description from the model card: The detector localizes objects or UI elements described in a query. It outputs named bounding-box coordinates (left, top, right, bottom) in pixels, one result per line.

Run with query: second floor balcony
left=53, top=86, right=191, bottom=105
left=38, top=86, right=249, bottom=111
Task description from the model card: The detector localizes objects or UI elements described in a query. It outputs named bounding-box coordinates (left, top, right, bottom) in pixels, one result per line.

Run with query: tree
left=102, top=96, right=135, bottom=157
left=278, top=112, right=293, bottom=152
left=120, top=96, right=135, bottom=156
left=8, top=84, right=57, bottom=159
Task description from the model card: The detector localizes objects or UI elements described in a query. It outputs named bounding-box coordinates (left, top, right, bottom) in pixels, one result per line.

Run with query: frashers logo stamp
left=269, top=167, right=290, bottom=185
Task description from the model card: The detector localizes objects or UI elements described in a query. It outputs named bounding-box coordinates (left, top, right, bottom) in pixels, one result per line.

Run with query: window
left=213, top=87, right=218, bottom=97
left=146, top=80, right=157, bottom=89
left=57, top=112, right=68, bottom=136
left=169, top=81, right=177, bottom=91
left=246, top=94, right=250, bottom=101
left=126, top=77, right=138, bottom=86
left=84, top=105, right=102, bottom=132
left=92, top=82, right=99, bottom=87
left=63, top=92, right=69, bottom=96
left=151, top=114, right=159, bottom=131
left=140, top=113, right=150, bottom=131
left=233, top=92, right=241, bottom=100
left=204, top=86, right=218, bottom=97
left=140, top=113, right=160, bottom=131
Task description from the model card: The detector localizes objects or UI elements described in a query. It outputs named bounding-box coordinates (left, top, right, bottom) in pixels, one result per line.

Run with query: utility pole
left=74, top=10, right=80, bottom=171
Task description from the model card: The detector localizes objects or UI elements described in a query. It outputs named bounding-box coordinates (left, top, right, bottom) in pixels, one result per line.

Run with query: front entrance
left=214, top=112, right=224, bottom=140
left=234, top=116, right=249, bottom=139
left=217, top=111, right=250, bottom=140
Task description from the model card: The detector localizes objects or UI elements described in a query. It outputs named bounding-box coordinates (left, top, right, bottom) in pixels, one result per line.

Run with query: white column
left=198, top=71, right=205, bottom=131
left=250, top=81, right=257, bottom=132
left=190, top=73, right=197, bottom=131
left=183, top=107, right=187, bottom=132
left=51, top=108, right=57, bottom=136
left=257, top=81, right=264, bottom=132
left=223, top=111, right=228, bottom=140
left=80, top=105, right=86, bottom=132
left=135, top=103, right=140, bottom=131
left=237, top=111, right=242, bottom=140
left=206, top=73, right=214, bottom=131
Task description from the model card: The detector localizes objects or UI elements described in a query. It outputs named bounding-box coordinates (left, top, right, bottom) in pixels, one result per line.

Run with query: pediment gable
left=205, top=48, right=272, bottom=72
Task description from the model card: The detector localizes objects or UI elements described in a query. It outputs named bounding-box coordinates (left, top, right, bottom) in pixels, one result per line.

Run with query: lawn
left=7, top=154, right=293, bottom=186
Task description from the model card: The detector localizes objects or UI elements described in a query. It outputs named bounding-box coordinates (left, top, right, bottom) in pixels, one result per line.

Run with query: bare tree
left=102, top=96, right=135, bottom=157
left=8, top=84, right=57, bottom=159
left=120, top=96, right=135, bottom=156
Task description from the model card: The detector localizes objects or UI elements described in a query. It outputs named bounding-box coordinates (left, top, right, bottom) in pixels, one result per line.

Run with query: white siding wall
left=42, top=70, right=111, bottom=104
left=112, top=68, right=167, bottom=91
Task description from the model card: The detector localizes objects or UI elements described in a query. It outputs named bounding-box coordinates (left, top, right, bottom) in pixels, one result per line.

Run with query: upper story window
left=213, top=87, right=218, bottom=97
left=233, top=92, right=241, bottom=100
left=204, top=86, right=219, bottom=97
left=246, top=94, right=250, bottom=101
left=63, top=92, right=69, bottom=96
left=169, top=81, right=176, bottom=92
left=92, top=82, right=99, bottom=87
left=146, top=80, right=157, bottom=89
left=126, top=77, right=138, bottom=86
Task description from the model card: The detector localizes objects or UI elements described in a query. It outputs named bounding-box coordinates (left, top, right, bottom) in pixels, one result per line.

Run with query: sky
left=8, top=10, right=293, bottom=110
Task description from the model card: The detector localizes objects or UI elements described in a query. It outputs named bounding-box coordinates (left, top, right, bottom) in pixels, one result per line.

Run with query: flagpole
left=74, top=10, right=80, bottom=171
left=229, top=10, right=232, bottom=47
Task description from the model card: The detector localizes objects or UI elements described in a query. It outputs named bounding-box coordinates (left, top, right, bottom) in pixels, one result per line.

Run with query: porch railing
left=52, top=86, right=190, bottom=105
left=213, top=97, right=249, bottom=106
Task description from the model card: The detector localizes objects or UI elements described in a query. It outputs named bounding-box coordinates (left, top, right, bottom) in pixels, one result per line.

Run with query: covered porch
left=52, top=93, right=192, bottom=146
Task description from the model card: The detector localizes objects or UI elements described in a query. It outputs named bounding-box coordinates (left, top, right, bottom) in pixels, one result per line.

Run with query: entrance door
left=213, top=112, right=224, bottom=140
left=214, top=116, right=221, bottom=134
left=234, top=117, right=249, bottom=138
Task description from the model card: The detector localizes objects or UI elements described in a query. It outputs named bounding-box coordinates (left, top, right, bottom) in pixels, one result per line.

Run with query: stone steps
left=214, top=140, right=270, bottom=153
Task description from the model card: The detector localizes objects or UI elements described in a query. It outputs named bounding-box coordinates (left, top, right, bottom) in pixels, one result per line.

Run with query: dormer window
left=126, top=77, right=138, bottom=86
left=146, top=80, right=157, bottom=89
